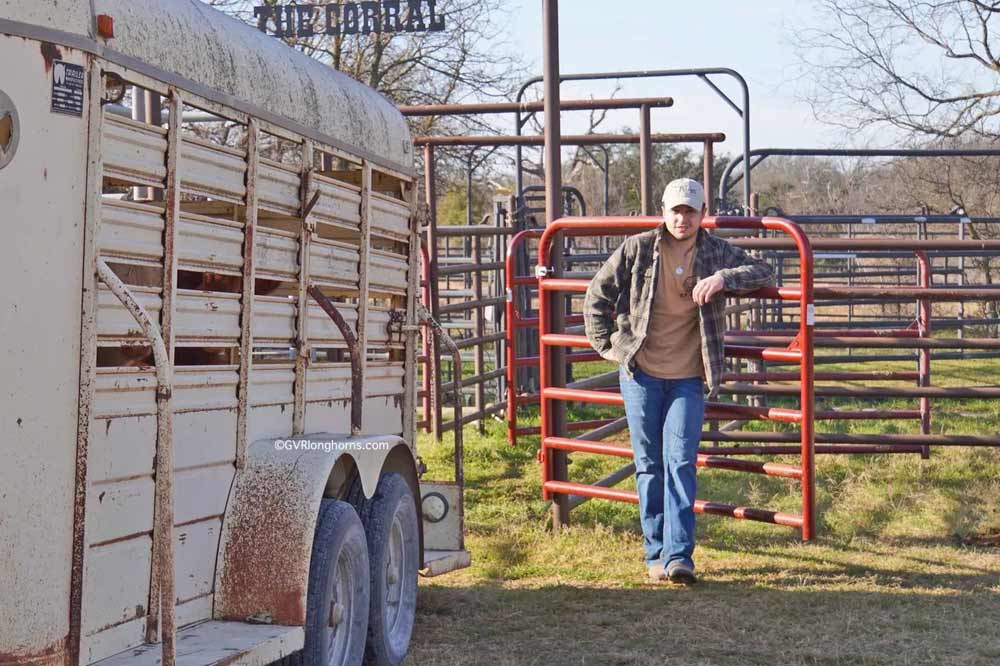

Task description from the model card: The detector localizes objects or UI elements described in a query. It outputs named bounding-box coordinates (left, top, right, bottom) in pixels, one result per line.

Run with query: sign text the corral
left=254, top=1, right=446, bottom=38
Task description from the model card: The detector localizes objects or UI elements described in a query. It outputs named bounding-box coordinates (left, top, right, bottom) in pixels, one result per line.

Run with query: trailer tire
left=361, top=473, right=419, bottom=666
left=304, top=499, right=370, bottom=666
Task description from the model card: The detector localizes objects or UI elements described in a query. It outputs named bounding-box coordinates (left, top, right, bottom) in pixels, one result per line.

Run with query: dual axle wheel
left=301, top=473, right=420, bottom=666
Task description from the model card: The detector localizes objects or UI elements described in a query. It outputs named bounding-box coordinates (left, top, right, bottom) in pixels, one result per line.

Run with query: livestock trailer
left=0, top=2, right=467, bottom=665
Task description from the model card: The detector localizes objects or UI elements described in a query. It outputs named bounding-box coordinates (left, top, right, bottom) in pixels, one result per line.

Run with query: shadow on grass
left=411, top=572, right=1000, bottom=666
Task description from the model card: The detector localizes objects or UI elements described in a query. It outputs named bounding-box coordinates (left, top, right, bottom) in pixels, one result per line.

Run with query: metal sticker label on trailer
left=51, top=60, right=84, bottom=117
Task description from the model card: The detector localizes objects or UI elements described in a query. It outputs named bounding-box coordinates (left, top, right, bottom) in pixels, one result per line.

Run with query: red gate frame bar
left=535, top=215, right=817, bottom=540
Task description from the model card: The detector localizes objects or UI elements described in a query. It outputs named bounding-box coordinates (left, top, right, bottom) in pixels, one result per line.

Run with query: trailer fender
left=213, top=434, right=419, bottom=626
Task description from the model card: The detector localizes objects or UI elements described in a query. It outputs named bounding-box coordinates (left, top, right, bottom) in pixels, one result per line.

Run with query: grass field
left=407, top=357, right=1000, bottom=665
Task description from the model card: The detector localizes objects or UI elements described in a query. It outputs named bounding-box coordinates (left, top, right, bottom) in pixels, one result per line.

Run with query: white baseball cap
left=662, top=178, right=705, bottom=211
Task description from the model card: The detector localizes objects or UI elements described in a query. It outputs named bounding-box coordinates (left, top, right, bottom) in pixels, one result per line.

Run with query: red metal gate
left=535, top=216, right=818, bottom=540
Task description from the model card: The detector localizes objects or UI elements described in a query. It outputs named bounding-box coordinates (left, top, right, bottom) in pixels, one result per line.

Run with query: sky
left=501, top=0, right=862, bottom=158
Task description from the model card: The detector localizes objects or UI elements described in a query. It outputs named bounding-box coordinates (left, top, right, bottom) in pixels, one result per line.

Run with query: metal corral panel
left=180, top=135, right=247, bottom=204
left=371, top=193, right=410, bottom=240
left=310, top=237, right=360, bottom=289
left=98, top=200, right=165, bottom=265
left=177, top=213, right=245, bottom=274
left=258, top=159, right=300, bottom=217
left=312, top=173, right=362, bottom=232
left=102, top=114, right=167, bottom=187
left=2, top=1, right=413, bottom=172
left=255, top=228, right=299, bottom=282
left=370, top=249, right=408, bottom=295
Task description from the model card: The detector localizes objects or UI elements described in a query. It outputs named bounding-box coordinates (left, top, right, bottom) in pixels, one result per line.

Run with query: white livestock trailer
left=0, top=2, right=467, bottom=665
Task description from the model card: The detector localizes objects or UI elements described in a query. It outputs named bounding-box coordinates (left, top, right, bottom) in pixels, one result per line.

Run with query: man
left=583, top=178, right=774, bottom=584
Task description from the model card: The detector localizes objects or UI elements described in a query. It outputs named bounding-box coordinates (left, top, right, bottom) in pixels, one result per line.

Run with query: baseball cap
left=662, top=178, right=705, bottom=211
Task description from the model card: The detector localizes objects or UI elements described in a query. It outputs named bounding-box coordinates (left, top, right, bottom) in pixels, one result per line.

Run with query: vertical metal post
left=473, top=234, right=486, bottom=433
left=703, top=140, right=714, bottom=215
left=543, top=0, right=569, bottom=529
left=916, top=251, right=932, bottom=459
left=790, top=224, right=816, bottom=542
left=292, top=141, right=314, bottom=435
left=639, top=104, right=652, bottom=216
left=424, top=144, right=443, bottom=440
left=602, top=148, right=610, bottom=216
left=466, top=149, right=475, bottom=227
left=357, top=163, right=373, bottom=431
left=958, top=217, right=966, bottom=341
left=403, top=181, right=420, bottom=444
left=147, top=88, right=180, bottom=665
left=235, top=119, right=259, bottom=470
left=69, top=64, right=106, bottom=666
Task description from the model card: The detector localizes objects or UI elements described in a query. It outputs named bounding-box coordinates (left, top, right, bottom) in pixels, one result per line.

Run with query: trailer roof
left=0, top=0, right=413, bottom=174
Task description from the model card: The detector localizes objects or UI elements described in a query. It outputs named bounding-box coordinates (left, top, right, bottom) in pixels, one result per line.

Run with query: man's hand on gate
left=692, top=273, right=725, bottom=305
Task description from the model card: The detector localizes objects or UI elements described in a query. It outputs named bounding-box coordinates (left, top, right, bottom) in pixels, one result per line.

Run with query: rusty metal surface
left=91, top=621, right=303, bottom=666
left=639, top=104, right=652, bottom=215
left=68, top=64, right=107, bottom=666
left=307, top=286, right=363, bottom=435
left=214, top=435, right=413, bottom=625
left=413, top=131, right=726, bottom=147
left=96, top=259, right=176, bottom=665
left=399, top=96, right=673, bottom=115
left=292, top=144, right=313, bottom=436
left=0, top=1, right=413, bottom=173
left=236, top=120, right=260, bottom=471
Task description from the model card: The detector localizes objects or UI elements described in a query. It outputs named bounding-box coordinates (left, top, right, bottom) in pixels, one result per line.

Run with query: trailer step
left=421, top=549, right=472, bottom=577
left=92, top=621, right=303, bottom=666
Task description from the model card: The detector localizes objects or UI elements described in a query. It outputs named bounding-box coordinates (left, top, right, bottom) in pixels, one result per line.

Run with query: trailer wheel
left=305, top=499, right=370, bottom=666
left=361, top=473, right=419, bottom=666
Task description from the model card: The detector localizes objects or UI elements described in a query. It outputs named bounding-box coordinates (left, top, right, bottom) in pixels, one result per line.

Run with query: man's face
left=663, top=203, right=704, bottom=240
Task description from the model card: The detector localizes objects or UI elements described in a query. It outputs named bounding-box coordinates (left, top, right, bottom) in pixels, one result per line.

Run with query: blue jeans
left=619, top=368, right=705, bottom=568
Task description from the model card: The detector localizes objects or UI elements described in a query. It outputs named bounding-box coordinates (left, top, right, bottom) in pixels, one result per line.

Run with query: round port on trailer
left=0, top=90, right=18, bottom=170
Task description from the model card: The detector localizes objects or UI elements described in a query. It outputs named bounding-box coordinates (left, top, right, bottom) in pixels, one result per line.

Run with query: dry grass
left=408, top=358, right=1000, bottom=665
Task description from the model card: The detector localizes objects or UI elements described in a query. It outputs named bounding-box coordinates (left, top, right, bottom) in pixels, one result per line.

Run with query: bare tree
left=797, top=0, right=1000, bottom=139
left=205, top=0, right=528, bottom=137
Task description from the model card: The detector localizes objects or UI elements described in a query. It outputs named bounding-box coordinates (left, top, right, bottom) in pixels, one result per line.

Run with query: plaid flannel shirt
left=583, top=226, right=775, bottom=396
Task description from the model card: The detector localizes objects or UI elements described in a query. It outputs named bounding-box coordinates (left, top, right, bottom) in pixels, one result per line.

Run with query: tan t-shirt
left=633, top=234, right=704, bottom=379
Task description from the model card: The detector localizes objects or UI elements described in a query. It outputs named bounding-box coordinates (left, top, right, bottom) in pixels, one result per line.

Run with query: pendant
left=675, top=266, right=684, bottom=275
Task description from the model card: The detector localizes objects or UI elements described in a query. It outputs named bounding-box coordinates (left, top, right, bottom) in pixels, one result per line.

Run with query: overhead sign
left=254, top=1, right=446, bottom=38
